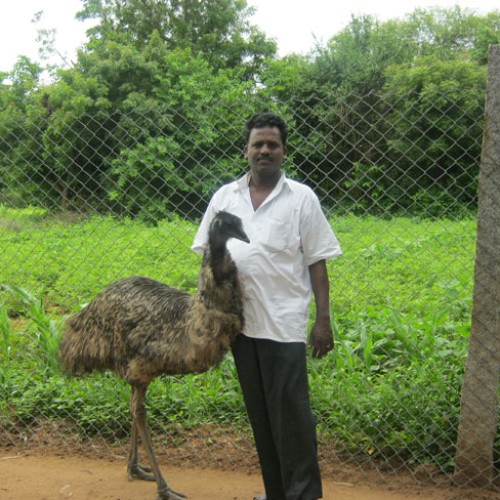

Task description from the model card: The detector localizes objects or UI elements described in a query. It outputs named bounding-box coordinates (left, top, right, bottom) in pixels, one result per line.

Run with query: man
left=192, top=112, right=341, bottom=499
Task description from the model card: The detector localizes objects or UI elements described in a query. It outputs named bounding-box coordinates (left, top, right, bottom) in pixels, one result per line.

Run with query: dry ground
left=1, top=450, right=499, bottom=500
left=1, top=424, right=499, bottom=499
left=0, top=453, right=425, bottom=500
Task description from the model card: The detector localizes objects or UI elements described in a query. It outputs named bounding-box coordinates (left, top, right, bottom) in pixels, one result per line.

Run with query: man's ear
left=243, top=144, right=248, bottom=159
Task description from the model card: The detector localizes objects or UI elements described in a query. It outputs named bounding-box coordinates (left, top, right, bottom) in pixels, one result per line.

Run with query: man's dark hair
left=245, top=112, right=288, bottom=145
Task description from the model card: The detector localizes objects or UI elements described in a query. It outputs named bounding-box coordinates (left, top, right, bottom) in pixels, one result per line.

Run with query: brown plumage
left=59, top=211, right=249, bottom=500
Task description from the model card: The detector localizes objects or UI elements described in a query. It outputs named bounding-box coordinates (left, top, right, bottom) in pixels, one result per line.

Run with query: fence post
left=454, top=45, right=500, bottom=487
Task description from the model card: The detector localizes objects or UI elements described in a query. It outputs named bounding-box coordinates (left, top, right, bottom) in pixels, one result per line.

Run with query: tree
left=258, top=7, right=496, bottom=214
left=381, top=56, right=486, bottom=215
left=38, top=35, right=269, bottom=218
left=106, top=46, right=259, bottom=219
left=260, top=16, right=415, bottom=209
left=0, top=57, right=46, bottom=207
left=76, top=0, right=276, bottom=75
left=403, top=6, right=500, bottom=62
left=469, top=11, right=500, bottom=64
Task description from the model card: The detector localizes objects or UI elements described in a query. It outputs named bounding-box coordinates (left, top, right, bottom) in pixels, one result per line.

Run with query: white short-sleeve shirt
left=191, top=173, right=342, bottom=343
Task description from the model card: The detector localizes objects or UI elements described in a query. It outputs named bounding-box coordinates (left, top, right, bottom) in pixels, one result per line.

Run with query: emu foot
left=128, top=463, right=155, bottom=482
left=157, top=487, right=187, bottom=499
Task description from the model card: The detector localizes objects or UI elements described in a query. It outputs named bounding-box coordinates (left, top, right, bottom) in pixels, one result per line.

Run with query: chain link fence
left=0, top=68, right=498, bottom=490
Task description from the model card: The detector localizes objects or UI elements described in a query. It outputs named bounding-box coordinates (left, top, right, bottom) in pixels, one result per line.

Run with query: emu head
left=209, top=211, right=250, bottom=247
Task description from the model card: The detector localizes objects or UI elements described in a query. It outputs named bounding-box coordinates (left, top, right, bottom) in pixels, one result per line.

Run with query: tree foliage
left=258, top=6, right=497, bottom=214
left=381, top=57, right=486, bottom=213
left=0, top=5, right=498, bottom=218
left=76, top=0, right=276, bottom=75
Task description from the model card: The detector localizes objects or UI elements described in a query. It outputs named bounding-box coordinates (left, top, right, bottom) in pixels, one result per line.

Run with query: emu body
left=59, top=211, right=249, bottom=500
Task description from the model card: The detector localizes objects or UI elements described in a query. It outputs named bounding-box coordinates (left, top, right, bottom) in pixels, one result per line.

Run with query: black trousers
left=232, top=334, right=322, bottom=500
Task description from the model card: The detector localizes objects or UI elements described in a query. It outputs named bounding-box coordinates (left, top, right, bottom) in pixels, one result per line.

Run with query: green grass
left=0, top=207, right=478, bottom=469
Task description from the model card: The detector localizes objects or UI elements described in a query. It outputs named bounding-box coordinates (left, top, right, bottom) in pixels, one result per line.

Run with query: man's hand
left=308, top=319, right=334, bottom=358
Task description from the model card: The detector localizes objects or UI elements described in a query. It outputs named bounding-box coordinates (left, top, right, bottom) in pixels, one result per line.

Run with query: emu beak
left=236, top=230, right=250, bottom=244
left=229, top=225, right=249, bottom=244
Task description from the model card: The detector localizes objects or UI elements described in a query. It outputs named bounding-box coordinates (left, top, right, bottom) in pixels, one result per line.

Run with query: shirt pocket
left=259, top=217, right=293, bottom=252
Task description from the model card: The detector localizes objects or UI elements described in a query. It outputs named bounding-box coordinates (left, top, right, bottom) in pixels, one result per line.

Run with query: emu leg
left=130, top=384, right=186, bottom=500
left=127, top=416, right=155, bottom=481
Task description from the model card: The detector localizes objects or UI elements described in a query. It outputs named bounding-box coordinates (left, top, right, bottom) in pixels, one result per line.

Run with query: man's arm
left=308, top=259, right=334, bottom=358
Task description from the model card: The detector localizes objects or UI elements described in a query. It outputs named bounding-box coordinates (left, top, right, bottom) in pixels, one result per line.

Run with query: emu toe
left=157, top=487, right=187, bottom=499
left=128, top=463, right=155, bottom=482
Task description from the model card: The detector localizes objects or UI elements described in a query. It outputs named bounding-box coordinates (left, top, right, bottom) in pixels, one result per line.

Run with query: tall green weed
left=1, top=285, right=62, bottom=371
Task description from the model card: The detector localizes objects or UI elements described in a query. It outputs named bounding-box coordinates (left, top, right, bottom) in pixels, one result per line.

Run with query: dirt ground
left=1, top=451, right=499, bottom=500
left=1, top=423, right=499, bottom=500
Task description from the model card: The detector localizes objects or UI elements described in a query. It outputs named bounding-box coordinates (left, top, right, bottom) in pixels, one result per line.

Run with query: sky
left=1, top=0, right=499, bottom=73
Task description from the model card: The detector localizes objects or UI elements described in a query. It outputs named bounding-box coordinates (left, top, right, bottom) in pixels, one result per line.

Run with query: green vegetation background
left=0, top=207, right=476, bottom=469
left=2, top=4, right=499, bottom=220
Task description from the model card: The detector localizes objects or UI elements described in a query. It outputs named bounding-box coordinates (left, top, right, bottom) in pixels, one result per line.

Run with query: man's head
left=245, top=112, right=288, bottom=146
left=244, top=112, right=288, bottom=184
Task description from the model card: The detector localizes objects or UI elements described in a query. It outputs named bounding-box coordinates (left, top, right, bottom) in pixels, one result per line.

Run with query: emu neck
left=207, top=235, right=230, bottom=284
left=197, top=235, right=243, bottom=324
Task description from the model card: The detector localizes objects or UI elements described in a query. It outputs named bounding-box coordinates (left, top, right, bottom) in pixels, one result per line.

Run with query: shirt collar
left=236, top=172, right=289, bottom=192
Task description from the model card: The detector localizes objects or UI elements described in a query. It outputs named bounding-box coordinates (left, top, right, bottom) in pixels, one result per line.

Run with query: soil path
left=1, top=452, right=497, bottom=500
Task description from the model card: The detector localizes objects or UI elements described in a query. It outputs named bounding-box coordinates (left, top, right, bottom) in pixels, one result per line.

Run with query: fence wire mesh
left=0, top=80, right=498, bottom=490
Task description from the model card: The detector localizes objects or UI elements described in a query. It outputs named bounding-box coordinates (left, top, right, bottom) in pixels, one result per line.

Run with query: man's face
left=244, top=126, right=287, bottom=181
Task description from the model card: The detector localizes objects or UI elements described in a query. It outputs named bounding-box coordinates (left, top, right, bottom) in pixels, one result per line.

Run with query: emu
left=59, top=211, right=249, bottom=500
